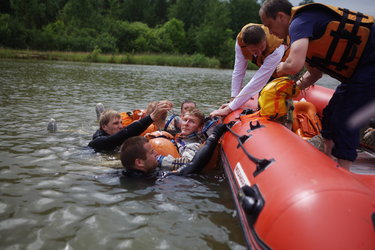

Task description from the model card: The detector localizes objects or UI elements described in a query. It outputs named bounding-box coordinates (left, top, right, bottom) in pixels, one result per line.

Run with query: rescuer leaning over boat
left=210, top=23, right=287, bottom=118
left=260, top=0, right=375, bottom=170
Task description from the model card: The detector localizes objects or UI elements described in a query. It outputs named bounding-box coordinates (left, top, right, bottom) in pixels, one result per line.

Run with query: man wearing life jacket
left=260, top=0, right=375, bottom=169
left=210, top=23, right=287, bottom=117
left=88, top=101, right=172, bottom=152
left=119, top=123, right=228, bottom=179
left=155, top=108, right=207, bottom=171
left=164, top=100, right=197, bottom=135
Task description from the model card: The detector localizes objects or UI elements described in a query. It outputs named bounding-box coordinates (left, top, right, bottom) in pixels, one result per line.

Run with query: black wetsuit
left=89, top=115, right=153, bottom=152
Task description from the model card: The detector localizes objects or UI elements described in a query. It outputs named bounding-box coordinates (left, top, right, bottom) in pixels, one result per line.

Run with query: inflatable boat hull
left=221, top=85, right=375, bottom=249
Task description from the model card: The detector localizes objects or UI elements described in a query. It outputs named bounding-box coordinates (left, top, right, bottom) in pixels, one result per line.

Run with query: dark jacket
left=89, top=115, right=153, bottom=152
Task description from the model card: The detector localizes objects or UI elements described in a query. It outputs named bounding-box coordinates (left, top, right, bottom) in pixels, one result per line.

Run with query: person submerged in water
left=119, top=123, right=228, bottom=179
left=88, top=100, right=172, bottom=152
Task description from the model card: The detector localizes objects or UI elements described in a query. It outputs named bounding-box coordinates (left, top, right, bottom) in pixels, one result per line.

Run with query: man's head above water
left=120, top=136, right=158, bottom=173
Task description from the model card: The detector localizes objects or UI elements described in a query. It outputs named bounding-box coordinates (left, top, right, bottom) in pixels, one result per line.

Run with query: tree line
left=0, top=0, right=264, bottom=67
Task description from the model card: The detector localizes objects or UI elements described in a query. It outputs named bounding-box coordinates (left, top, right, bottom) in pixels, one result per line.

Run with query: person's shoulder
left=88, top=129, right=108, bottom=149
left=91, top=129, right=106, bottom=139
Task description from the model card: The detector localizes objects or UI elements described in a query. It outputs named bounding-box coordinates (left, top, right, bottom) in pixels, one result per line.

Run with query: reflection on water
left=0, top=59, right=339, bottom=249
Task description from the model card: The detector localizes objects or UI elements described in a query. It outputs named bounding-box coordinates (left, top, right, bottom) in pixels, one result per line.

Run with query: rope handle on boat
left=225, top=121, right=274, bottom=177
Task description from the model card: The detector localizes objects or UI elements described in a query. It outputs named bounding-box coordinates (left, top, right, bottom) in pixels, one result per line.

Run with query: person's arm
left=158, top=143, right=201, bottom=170
left=296, top=64, right=323, bottom=90
left=89, top=115, right=154, bottom=151
left=231, top=41, right=248, bottom=98
left=228, top=44, right=285, bottom=111
left=176, top=124, right=228, bottom=175
left=276, top=38, right=309, bottom=76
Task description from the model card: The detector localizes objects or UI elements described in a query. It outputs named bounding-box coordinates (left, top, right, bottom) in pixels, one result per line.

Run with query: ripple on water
left=0, top=60, right=250, bottom=249
left=0, top=201, right=9, bottom=214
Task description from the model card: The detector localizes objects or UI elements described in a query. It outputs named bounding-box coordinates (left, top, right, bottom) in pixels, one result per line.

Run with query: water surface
left=0, top=59, right=339, bottom=249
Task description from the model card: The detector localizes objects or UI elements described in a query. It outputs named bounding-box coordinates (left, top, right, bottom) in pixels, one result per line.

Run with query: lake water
left=0, top=59, right=339, bottom=249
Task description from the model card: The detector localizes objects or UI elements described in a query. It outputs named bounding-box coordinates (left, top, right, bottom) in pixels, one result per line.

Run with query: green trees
left=0, top=0, right=262, bottom=67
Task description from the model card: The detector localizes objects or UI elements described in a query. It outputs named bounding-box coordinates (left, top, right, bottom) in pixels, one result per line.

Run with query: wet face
left=260, top=11, right=289, bottom=39
left=181, top=102, right=196, bottom=115
left=181, top=113, right=202, bottom=136
left=246, top=39, right=267, bottom=56
left=141, top=142, right=158, bottom=172
left=102, top=117, right=123, bottom=135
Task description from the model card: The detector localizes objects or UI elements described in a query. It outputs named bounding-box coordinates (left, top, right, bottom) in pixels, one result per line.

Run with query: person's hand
left=276, top=62, right=285, bottom=77
left=210, top=106, right=232, bottom=118
left=159, top=100, right=173, bottom=109
left=220, top=103, right=229, bottom=109
left=150, top=101, right=172, bottom=121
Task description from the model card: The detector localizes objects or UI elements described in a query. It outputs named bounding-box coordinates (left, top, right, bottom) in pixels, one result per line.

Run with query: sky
left=288, top=0, right=375, bottom=17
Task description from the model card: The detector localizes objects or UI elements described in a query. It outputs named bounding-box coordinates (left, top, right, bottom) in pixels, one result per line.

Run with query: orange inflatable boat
left=221, top=85, right=375, bottom=249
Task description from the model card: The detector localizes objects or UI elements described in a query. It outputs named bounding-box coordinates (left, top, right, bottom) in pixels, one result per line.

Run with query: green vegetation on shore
left=0, top=0, right=263, bottom=68
left=0, top=47, right=260, bottom=69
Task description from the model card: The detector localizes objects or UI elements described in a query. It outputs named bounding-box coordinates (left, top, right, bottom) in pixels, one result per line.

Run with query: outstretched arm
left=177, top=124, right=228, bottom=175
left=89, top=115, right=154, bottom=151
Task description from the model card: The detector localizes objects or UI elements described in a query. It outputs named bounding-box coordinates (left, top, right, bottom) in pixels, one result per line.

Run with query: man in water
left=157, top=108, right=206, bottom=171
left=164, top=100, right=197, bottom=135
left=120, top=123, right=228, bottom=179
left=89, top=101, right=172, bottom=152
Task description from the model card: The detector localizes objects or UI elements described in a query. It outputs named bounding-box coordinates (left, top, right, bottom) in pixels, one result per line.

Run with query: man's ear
left=101, top=124, right=108, bottom=133
left=198, top=124, right=204, bottom=132
left=134, top=158, right=145, bottom=170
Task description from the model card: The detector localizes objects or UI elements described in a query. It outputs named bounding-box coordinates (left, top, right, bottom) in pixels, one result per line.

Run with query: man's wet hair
left=120, top=136, right=148, bottom=171
left=99, top=110, right=121, bottom=129
left=260, top=0, right=293, bottom=19
left=243, top=25, right=266, bottom=45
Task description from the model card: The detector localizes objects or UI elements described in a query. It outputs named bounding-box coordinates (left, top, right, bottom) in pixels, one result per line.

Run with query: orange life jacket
left=237, top=23, right=289, bottom=77
left=120, top=109, right=158, bottom=136
left=291, top=3, right=374, bottom=81
left=120, top=109, right=146, bottom=127
left=292, top=101, right=322, bottom=140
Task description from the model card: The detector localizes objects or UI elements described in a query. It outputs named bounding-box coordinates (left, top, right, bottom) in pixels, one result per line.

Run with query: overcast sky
left=288, top=0, right=375, bottom=17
